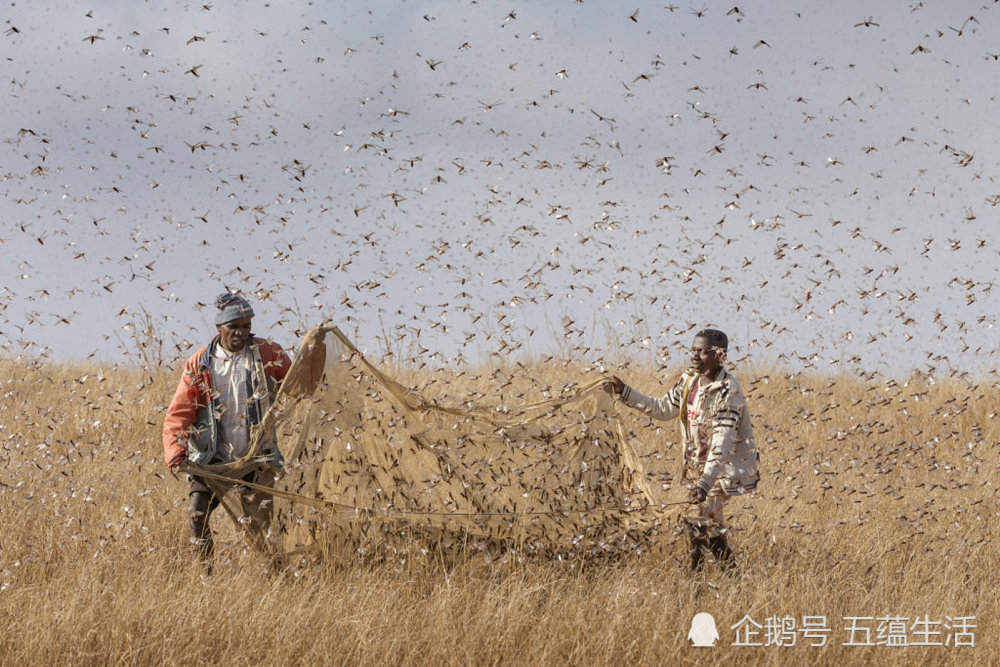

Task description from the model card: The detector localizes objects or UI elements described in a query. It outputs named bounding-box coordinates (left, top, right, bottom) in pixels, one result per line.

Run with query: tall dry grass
left=0, top=355, right=996, bottom=666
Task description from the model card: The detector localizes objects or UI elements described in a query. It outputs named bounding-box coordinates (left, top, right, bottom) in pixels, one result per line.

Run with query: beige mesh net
left=183, top=324, right=670, bottom=562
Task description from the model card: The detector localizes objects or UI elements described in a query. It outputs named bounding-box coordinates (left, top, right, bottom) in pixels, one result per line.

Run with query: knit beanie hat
left=215, top=292, right=255, bottom=325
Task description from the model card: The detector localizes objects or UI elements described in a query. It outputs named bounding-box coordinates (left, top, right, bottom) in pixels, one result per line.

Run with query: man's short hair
left=694, top=328, right=728, bottom=350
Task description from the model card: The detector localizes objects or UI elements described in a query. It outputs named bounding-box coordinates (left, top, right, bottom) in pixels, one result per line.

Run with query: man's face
left=690, top=336, right=724, bottom=376
left=217, top=316, right=252, bottom=352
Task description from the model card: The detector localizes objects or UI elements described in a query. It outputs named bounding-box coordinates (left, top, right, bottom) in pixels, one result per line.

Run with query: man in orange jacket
left=162, top=293, right=291, bottom=564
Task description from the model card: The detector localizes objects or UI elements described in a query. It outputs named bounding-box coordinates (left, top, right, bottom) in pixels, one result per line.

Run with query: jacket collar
left=705, top=366, right=728, bottom=391
left=683, top=367, right=728, bottom=392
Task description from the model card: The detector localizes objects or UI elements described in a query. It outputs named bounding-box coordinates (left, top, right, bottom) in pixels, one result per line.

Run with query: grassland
left=0, top=356, right=996, bottom=665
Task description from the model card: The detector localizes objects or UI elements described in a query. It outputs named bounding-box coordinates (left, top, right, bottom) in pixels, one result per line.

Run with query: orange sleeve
left=262, top=340, right=292, bottom=383
left=161, top=352, right=207, bottom=467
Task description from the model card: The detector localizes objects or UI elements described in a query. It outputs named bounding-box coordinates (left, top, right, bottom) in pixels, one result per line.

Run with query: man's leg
left=188, top=477, right=220, bottom=563
left=683, top=468, right=710, bottom=571
left=704, top=493, right=734, bottom=569
left=708, top=535, right=733, bottom=569
left=685, top=491, right=732, bottom=572
left=686, top=518, right=710, bottom=572
left=237, top=468, right=275, bottom=554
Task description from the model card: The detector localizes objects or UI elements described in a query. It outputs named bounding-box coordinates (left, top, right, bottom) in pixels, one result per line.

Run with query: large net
left=183, top=325, right=670, bottom=562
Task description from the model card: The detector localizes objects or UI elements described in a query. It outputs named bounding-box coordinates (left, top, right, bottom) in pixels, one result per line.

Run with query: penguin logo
left=688, top=612, right=719, bottom=647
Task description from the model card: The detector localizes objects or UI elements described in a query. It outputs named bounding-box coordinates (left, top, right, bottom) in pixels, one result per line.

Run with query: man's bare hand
left=604, top=375, right=625, bottom=396
left=168, top=452, right=187, bottom=478
left=689, top=485, right=707, bottom=504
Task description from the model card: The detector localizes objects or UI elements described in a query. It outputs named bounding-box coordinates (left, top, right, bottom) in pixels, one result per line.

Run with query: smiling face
left=216, top=316, right=252, bottom=353
left=690, top=336, right=724, bottom=376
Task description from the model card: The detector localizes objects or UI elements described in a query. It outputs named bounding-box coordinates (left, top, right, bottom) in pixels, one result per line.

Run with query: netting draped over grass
left=182, top=324, right=668, bottom=561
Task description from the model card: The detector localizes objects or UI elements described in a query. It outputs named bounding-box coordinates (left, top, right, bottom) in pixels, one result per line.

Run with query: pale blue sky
left=2, top=0, right=998, bottom=376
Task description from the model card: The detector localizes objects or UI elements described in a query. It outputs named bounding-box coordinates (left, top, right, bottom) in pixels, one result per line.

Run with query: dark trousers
left=188, top=468, right=274, bottom=560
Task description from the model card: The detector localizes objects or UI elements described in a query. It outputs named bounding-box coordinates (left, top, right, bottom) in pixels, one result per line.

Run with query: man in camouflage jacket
left=607, top=328, right=759, bottom=571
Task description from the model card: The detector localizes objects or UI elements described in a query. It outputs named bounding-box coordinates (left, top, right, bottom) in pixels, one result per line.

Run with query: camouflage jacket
left=620, top=367, right=759, bottom=497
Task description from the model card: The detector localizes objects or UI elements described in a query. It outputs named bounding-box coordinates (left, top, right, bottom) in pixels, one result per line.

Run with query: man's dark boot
left=708, top=534, right=734, bottom=571
left=689, top=527, right=709, bottom=572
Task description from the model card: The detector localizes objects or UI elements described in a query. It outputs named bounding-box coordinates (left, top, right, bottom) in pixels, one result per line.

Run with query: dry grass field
left=0, top=355, right=996, bottom=666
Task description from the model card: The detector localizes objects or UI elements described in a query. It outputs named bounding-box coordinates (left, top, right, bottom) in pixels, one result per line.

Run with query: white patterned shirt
left=210, top=344, right=253, bottom=462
